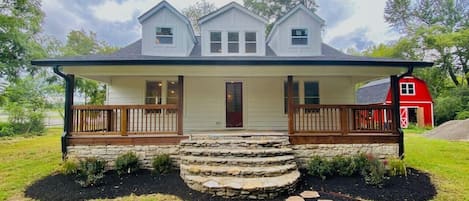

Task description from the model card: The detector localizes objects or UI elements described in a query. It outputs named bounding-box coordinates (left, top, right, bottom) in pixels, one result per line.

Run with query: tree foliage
left=0, top=0, right=45, bottom=80
left=243, top=0, right=317, bottom=22
left=61, top=30, right=118, bottom=105
left=182, top=0, right=217, bottom=34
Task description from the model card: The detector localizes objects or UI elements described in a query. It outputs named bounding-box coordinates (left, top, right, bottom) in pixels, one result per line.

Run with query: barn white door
left=400, top=107, right=408, bottom=128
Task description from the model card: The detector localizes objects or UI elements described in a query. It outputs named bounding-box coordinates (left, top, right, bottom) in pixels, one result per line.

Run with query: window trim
left=244, top=31, right=257, bottom=53
left=227, top=32, right=239, bottom=53
left=210, top=31, right=223, bottom=53
left=400, top=82, right=415, bottom=95
left=290, top=28, right=309, bottom=46
left=155, top=27, right=174, bottom=46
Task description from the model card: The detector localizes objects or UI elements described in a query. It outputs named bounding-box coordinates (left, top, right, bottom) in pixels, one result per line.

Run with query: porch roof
left=32, top=39, right=433, bottom=68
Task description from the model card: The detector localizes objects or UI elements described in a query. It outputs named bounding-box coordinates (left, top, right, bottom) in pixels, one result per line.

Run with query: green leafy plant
left=62, top=158, right=79, bottom=175
left=152, top=154, right=172, bottom=175
left=362, top=156, right=388, bottom=187
left=115, top=152, right=140, bottom=175
left=75, top=157, right=106, bottom=187
left=386, top=157, right=407, bottom=177
left=331, top=156, right=355, bottom=176
left=307, top=156, right=333, bottom=180
left=352, top=153, right=369, bottom=174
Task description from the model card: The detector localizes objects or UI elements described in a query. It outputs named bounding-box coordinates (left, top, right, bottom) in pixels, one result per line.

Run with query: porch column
left=66, top=74, right=75, bottom=134
left=390, top=75, right=404, bottom=156
left=288, top=75, right=294, bottom=134
left=178, top=75, right=184, bottom=135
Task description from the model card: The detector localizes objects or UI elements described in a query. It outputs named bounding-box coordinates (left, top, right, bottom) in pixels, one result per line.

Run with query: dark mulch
left=25, top=168, right=436, bottom=201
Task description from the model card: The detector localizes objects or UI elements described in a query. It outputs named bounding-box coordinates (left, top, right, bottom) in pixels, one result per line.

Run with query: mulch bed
left=25, top=168, right=436, bottom=201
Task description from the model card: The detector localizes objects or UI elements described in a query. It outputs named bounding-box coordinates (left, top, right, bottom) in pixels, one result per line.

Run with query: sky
left=40, top=0, right=401, bottom=51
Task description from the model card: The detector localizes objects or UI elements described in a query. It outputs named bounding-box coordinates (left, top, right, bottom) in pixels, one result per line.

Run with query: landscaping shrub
left=62, top=159, right=79, bottom=175
left=386, top=157, right=407, bottom=177
left=75, top=157, right=106, bottom=187
left=0, top=122, right=14, bottom=136
left=456, top=110, right=469, bottom=120
left=331, top=156, right=355, bottom=176
left=115, top=152, right=140, bottom=175
left=352, top=153, right=369, bottom=174
left=362, top=156, right=388, bottom=187
left=152, top=154, right=172, bottom=175
left=307, top=156, right=333, bottom=180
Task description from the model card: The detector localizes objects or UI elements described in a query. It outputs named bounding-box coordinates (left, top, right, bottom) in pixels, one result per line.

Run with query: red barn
left=357, top=76, right=434, bottom=128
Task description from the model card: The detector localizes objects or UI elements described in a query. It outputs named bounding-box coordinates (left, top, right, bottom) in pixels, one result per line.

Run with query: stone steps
left=182, top=170, right=300, bottom=199
left=180, top=163, right=297, bottom=177
left=179, top=135, right=300, bottom=199
left=180, top=155, right=296, bottom=167
left=180, top=147, right=293, bottom=157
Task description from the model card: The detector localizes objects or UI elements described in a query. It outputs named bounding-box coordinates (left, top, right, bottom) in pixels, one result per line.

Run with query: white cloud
left=324, top=0, right=400, bottom=48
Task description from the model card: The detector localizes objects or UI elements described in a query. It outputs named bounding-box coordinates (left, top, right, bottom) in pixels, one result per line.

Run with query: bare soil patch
left=25, top=168, right=435, bottom=201
left=425, top=119, right=469, bottom=141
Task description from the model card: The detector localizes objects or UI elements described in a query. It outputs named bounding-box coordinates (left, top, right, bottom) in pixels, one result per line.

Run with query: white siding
left=268, top=9, right=322, bottom=56
left=107, top=76, right=356, bottom=132
left=200, top=8, right=266, bottom=56
left=141, top=9, right=194, bottom=56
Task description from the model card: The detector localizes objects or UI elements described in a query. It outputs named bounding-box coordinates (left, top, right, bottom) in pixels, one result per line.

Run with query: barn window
left=401, top=83, right=415, bottom=95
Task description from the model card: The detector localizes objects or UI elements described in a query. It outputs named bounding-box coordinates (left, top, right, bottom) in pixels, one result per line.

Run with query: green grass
left=0, top=128, right=62, bottom=200
left=1, top=128, right=468, bottom=201
left=405, top=132, right=469, bottom=201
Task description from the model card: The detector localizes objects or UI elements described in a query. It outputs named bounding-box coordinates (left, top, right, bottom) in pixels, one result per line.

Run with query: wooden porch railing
left=71, top=104, right=179, bottom=135
left=293, top=104, right=396, bottom=134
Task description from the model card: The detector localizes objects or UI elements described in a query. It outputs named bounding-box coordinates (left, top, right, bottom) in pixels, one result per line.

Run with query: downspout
left=396, top=65, right=414, bottom=158
left=53, top=65, right=73, bottom=160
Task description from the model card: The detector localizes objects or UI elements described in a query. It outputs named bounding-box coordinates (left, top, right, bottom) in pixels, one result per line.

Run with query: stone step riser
left=180, top=159, right=296, bottom=167
left=180, top=143, right=290, bottom=149
left=180, top=167, right=297, bottom=178
left=188, top=136, right=289, bottom=141
left=180, top=150, right=293, bottom=157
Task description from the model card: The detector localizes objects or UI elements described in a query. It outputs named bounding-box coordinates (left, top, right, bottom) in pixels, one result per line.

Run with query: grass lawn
left=404, top=130, right=469, bottom=201
left=0, top=128, right=468, bottom=201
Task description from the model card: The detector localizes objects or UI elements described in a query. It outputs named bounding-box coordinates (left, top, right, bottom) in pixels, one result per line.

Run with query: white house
left=32, top=1, right=433, bottom=199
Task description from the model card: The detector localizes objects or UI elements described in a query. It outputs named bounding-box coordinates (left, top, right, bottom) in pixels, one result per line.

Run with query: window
left=167, top=81, right=178, bottom=104
left=291, top=28, right=308, bottom=45
left=145, top=81, right=162, bottom=104
left=228, top=32, right=239, bottom=53
left=284, top=82, right=299, bottom=113
left=155, top=27, right=173, bottom=45
left=245, top=32, right=257, bottom=53
left=304, top=82, right=319, bottom=104
left=401, top=83, right=415, bottom=95
left=210, top=32, right=222, bottom=53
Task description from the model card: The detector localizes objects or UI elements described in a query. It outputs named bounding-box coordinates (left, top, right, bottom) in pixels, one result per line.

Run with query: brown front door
left=226, top=82, right=243, bottom=128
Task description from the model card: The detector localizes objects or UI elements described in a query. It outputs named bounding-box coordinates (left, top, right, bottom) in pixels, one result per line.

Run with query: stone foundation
left=67, top=143, right=399, bottom=169
left=292, top=143, right=399, bottom=168
left=67, top=145, right=180, bottom=169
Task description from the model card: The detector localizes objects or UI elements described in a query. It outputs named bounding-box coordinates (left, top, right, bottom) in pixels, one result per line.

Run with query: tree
left=0, top=0, right=45, bottom=81
left=182, top=0, right=217, bottom=34
left=243, top=0, right=317, bottom=22
left=61, top=30, right=118, bottom=105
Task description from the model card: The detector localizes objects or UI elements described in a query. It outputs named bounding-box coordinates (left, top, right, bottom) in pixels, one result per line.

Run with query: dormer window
left=210, top=31, right=222, bottom=53
left=291, top=28, right=308, bottom=45
left=228, top=32, right=239, bottom=53
left=245, top=32, right=257, bottom=53
left=156, top=27, right=173, bottom=45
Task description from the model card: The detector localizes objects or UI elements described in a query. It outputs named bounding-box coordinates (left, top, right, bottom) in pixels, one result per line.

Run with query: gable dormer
left=267, top=4, right=325, bottom=56
left=138, top=1, right=196, bottom=56
left=199, top=2, right=268, bottom=56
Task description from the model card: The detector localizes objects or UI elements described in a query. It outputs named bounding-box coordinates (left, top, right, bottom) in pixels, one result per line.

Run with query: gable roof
left=137, top=1, right=196, bottom=43
left=198, top=1, right=268, bottom=25
left=356, top=78, right=390, bottom=104
left=31, top=38, right=434, bottom=67
left=267, top=3, right=325, bottom=43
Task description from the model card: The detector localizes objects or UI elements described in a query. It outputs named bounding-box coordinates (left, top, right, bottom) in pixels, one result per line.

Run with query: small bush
left=456, top=110, right=469, bottom=120
left=352, top=153, right=369, bottom=174
left=115, top=152, right=140, bottom=175
left=152, top=154, right=172, bottom=175
left=331, top=156, right=355, bottom=176
left=75, top=157, right=106, bottom=187
left=0, top=122, right=14, bottom=136
left=307, top=156, right=333, bottom=180
left=362, top=156, right=388, bottom=187
left=386, top=157, right=407, bottom=177
left=62, top=159, right=79, bottom=175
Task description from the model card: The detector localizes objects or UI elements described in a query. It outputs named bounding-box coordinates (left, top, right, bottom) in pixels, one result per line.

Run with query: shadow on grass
left=25, top=169, right=436, bottom=201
